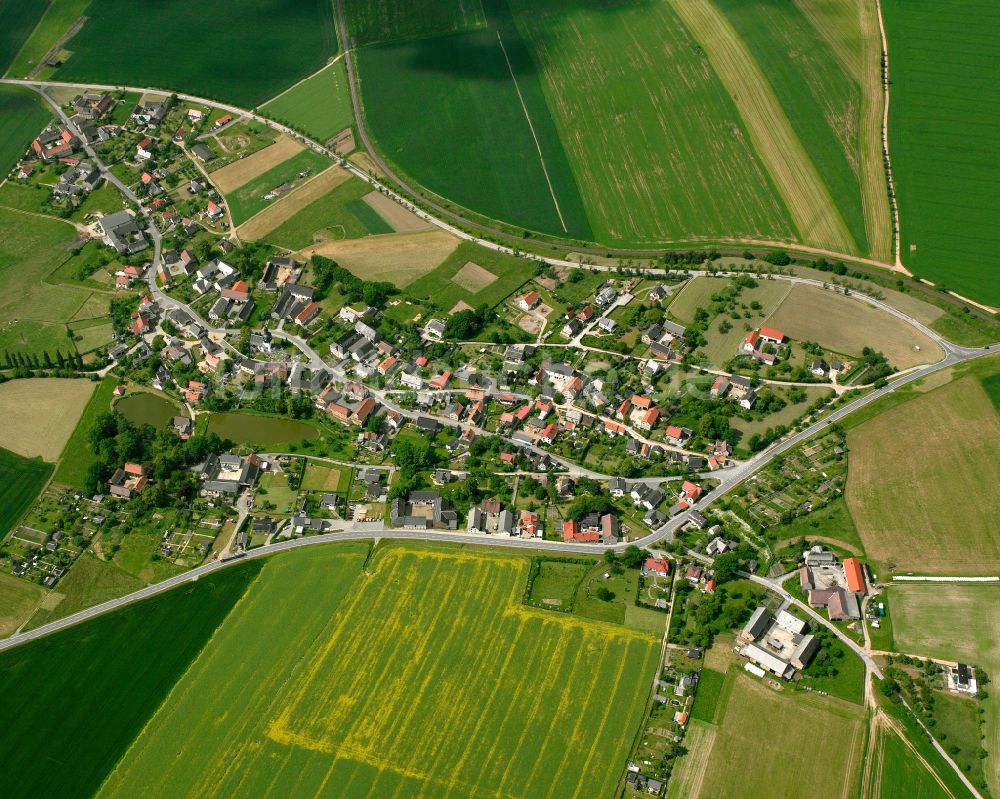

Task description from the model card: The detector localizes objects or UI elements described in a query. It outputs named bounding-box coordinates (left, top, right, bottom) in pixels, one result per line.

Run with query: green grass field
left=6, top=0, right=92, bottom=78
left=260, top=59, right=354, bottom=142
left=262, top=175, right=391, bottom=249
left=0, top=561, right=261, bottom=799
left=689, top=667, right=725, bottom=723
left=0, top=446, right=52, bottom=539
left=526, top=558, right=590, bottom=609
left=875, top=725, right=955, bottom=799
left=883, top=0, right=1000, bottom=306
left=0, top=85, right=52, bottom=173
left=847, top=374, right=1000, bottom=575
left=0, top=572, right=44, bottom=638
left=53, top=0, right=337, bottom=107
left=50, top=375, right=115, bottom=487
left=97, top=542, right=660, bottom=799
left=0, top=0, right=49, bottom=75
left=889, top=582, right=1000, bottom=795
left=356, top=0, right=592, bottom=240
left=405, top=240, right=536, bottom=312
left=227, top=148, right=331, bottom=225
left=346, top=0, right=486, bottom=46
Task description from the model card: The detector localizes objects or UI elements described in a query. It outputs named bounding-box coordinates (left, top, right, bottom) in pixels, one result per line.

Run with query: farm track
left=665, top=0, right=854, bottom=253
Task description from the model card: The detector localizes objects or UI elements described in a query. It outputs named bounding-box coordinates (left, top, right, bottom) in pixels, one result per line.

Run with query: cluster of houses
left=97, top=210, right=149, bottom=256
left=467, top=498, right=541, bottom=538
left=739, top=606, right=819, bottom=680
left=562, top=513, right=621, bottom=544
left=107, top=462, right=149, bottom=499
left=739, top=326, right=786, bottom=366
left=798, top=547, right=867, bottom=621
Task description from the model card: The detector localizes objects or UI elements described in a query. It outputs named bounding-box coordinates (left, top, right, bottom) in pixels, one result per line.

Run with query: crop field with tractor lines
left=97, top=542, right=659, bottom=799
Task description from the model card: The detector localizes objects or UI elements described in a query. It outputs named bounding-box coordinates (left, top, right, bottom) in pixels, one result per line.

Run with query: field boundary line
left=892, top=575, right=999, bottom=582
left=494, top=29, right=567, bottom=233
left=873, top=0, right=902, bottom=268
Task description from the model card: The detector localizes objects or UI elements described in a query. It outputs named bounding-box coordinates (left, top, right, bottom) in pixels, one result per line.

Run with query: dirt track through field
left=667, top=0, right=855, bottom=253
left=237, top=165, right=351, bottom=241
left=210, top=135, right=304, bottom=193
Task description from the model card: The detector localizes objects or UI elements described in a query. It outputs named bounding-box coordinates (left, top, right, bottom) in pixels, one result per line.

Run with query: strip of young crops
left=883, top=0, right=1000, bottom=306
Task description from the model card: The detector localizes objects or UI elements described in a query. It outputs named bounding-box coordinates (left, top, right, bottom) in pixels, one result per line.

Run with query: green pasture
left=259, top=59, right=354, bottom=142
left=0, top=0, right=49, bottom=75
left=0, top=85, right=52, bottom=174
left=0, top=446, right=52, bottom=538
left=346, top=0, right=486, bottom=46
left=51, top=375, right=116, bottom=487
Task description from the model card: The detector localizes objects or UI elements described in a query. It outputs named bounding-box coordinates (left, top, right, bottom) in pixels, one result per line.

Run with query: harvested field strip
left=98, top=543, right=659, bottom=799
left=847, top=375, right=1000, bottom=575
left=0, top=572, right=44, bottom=639
left=210, top=135, right=304, bottom=193
left=792, top=0, right=864, bottom=81
left=0, top=377, right=97, bottom=461
left=227, top=148, right=331, bottom=226
left=237, top=165, right=351, bottom=241
left=302, top=228, right=459, bottom=288
left=763, top=283, right=942, bottom=369
left=0, top=561, right=262, bottom=799
left=361, top=191, right=430, bottom=232
left=667, top=0, right=854, bottom=253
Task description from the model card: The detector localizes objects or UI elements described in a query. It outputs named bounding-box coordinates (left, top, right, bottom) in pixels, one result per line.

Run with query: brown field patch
left=362, top=191, right=431, bottom=232
left=348, top=151, right=384, bottom=178
left=764, top=284, right=942, bottom=369
left=451, top=261, right=498, bottom=293
left=847, top=376, right=1000, bottom=574
left=237, top=166, right=352, bottom=241
left=0, top=378, right=97, bottom=461
left=449, top=300, right=473, bottom=315
left=0, top=572, right=44, bottom=638
left=210, top=135, right=304, bottom=193
left=303, top=229, right=459, bottom=288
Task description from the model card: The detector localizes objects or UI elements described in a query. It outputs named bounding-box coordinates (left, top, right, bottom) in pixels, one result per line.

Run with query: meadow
left=405, top=241, right=536, bottom=311
left=0, top=85, right=52, bottom=174
left=98, top=542, right=660, bottom=799
left=0, top=445, right=52, bottom=539
left=5, top=0, right=91, bottom=78
left=0, top=572, right=44, bottom=638
left=889, top=582, right=1000, bottom=795
left=50, top=375, right=115, bottom=487
left=763, top=284, right=942, bottom=370
left=847, top=374, right=1000, bottom=574
left=53, top=0, right=337, bottom=107
left=883, top=0, right=1000, bottom=306
left=870, top=723, right=959, bottom=799
left=303, top=228, right=460, bottom=288
left=670, top=672, right=866, bottom=798
left=346, top=0, right=486, bottom=46
left=259, top=59, right=354, bottom=142
left=205, top=411, right=321, bottom=447
left=355, top=0, right=592, bottom=241
left=256, top=174, right=390, bottom=249
left=0, top=560, right=262, bottom=799
left=0, top=377, right=96, bottom=461
left=237, top=165, right=353, bottom=241
left=227, top=149, right=331, bottom=225
left=0, top=0, right=49, bottom=75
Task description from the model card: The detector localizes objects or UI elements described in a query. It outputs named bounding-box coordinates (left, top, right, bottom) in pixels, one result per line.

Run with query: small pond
left=116, top=393, right=181, bottom=429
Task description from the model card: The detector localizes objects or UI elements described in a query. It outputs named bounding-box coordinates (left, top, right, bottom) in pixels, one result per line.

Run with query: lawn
left=346, top=0, right=486, bottom=46
left=689, top=666, right=725, bottom=723
left=0, top=85, right=52, bottom=174
left=763, top=284, right=943, bottom=370
left=98, top=542, right=660, bottom=799
left=405, top=241, right=536, bottom=311
left=847, top=374, right=1000, bottom=574
left=883, top=0, right=1000, bottom=306
left=889, top=582, right=1000, bottom=795
left=54, top=0, right=338, bottom=108
left=0, top=377, right=96, bottom=461
left=259, top=174, right=390, bottom=249
left=5, top=0, right=92, bottom=78
left=51, top=375, right=116, bottom=487
left=765, top=496, right=865, bottom=555
left=677, top=672, right=866, bottom=798
left=300, top=461, right=350, bottom=493
left=227, top=148, right=331, bottom=225
left=356, top=0, right=592, bottom=241
left=0, top=560, right=262, bottom=799
left=260, top=59, right=354, bottom=142
left=0, top=572, right=44, bottom=638
left=0, top=0, right=49, bottom=76
left=525, top=557, right=591, bottom=610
